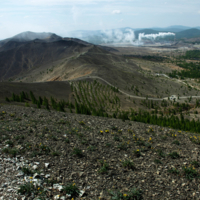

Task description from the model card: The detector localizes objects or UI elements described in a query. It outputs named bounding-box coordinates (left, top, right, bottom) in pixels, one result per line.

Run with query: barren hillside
left=0, top=104, right=200, bottom=199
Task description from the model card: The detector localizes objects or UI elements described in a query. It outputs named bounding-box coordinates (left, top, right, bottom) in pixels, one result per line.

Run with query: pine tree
left=39, top=96, right=43, bottom=105
left=12, top=93, right=16, bottom=101
left=51, top=97, right=57, bottom=110
left=37, top=101, right=41, bottom=108
left=30, top=91, right=37, bottom=104
left=57, top=102, right=65, bottom=112
left=5, top=97, right=10, bottom=102
left=46, top=103, right=50, bottom=111
left=19, top=95, right=24, bottom=102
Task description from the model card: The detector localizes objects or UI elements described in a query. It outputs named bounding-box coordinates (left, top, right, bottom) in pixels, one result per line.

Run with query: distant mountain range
left=151, top=25, right=200, bottom=32
left=68, top=25, right=200, bottom=45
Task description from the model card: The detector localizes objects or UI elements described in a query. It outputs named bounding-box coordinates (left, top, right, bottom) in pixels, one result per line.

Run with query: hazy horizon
left=0, top=0, right=200, bottom=40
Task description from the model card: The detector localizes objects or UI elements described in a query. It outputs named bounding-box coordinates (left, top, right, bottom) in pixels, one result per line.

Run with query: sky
left=0, top=0, right=200, bottom=39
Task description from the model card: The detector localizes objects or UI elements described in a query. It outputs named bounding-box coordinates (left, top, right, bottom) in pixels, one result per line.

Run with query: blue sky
left=0, top=0, right=200, bottom=39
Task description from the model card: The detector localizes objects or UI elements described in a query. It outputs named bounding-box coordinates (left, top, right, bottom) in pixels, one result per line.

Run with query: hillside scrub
left=6, top=85, right=200, bottom=134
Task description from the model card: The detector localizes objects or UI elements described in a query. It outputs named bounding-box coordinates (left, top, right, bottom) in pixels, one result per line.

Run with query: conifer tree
left=12, top=93, right=16, bottom=101
left=5, top=97, right=10, bottom=102
left=30, top=91, right=37, bottom=104
left=39, top=96, right=43, bottom=105
left=37, top=101, right=41, bottom=108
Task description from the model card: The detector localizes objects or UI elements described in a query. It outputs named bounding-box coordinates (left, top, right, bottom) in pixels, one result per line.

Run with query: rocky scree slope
left=0, top=105, right=200, bottom=199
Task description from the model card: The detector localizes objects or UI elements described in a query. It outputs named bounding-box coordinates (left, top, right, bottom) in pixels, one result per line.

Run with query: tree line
left=6, top=88, right=200, bottom=134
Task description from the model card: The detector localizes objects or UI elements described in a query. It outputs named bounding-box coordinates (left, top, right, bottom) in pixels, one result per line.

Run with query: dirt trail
left=70, top=75, right=200, bottom=101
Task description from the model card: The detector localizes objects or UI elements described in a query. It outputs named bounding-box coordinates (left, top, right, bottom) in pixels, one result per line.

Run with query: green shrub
left=98, top=160, right=109, bottom=174
left=2, top=148, right=9, bottom=154
left=79, top=121, right=85, bottom=125
left=111, top=126, right=118, bottom=130
left=30, top=151, right=42, bottom=158
left=122, top=159, right=135, bottom=170
left=71, top=148, right=83, bottom=157
left=190, top=161, right=200, bottom=168
left=9, top=148, right=18, bottom=157
left=39, top=144, right=50, bottom=154
left=108, top=187, right=143, bottom=200
left=136, top=140, right=146, bottom=146
left=172, top=140, right=180, bottom=145
left=106, top=143, right=112, bottom=147
left=182, top=166, right=199, bottom=180
left=114, top=136, right=121, bottom=141
left=51, top=151, right=60, bottom=156
left=5, top=140, right=14, bottom=147
left=157, top=149, right=166, bottom=158
left=2, top=147, right=18, bottom=157
left=51, top=135, right=58, bottom=141
left=25, top=102, right=30, bottom=107
left=65, top=138, right=70, bottom=143
left=134, top=149, right=141, bottom=157
left=169, top=152, right=180, bottom=159
left=62, top=183, right=80, bottom=197
left=18, top=182, right=34, bottom=196
left=168, top=168, right=180, bottom=175
left=117, top=142, right=128, bottom=150
left=87, top=145, right=96, bottom=151
left=154, top=159, right=162, bottom=164
left=21, top=167, right=34, bottom=175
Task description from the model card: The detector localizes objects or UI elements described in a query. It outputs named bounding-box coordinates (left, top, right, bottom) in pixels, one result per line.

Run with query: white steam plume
left=138, top=32, right=175, bottom=41
left=102, top=29, right=135, bottom=44
left=69, top=29, right=176, bottom=46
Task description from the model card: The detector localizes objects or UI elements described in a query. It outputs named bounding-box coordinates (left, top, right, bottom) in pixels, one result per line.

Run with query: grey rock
left=45, top=163, right=50, bottom=168
left=53, top=184, right=63, bottom=191
left=45, top=174, right=51, bottom=178
left=32, top=165, right=38, bottom=170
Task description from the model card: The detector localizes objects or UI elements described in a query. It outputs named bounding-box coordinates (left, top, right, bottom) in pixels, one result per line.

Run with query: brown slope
left=0, top=39, right=89, bottom=81
left=63, top=45, right=142, bottom=86
left=0, top=40, right=25, bottom=52
left=5, top=43, right=122, bottom=83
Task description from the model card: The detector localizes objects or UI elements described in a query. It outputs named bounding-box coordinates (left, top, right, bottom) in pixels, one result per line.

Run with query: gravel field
left=0, top=104, right=200, bottom=199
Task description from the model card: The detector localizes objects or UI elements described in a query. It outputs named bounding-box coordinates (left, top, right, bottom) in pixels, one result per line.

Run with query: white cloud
left=7, top=0, right=111, bottom=6
left=119, top=19, right=123, bottom=22
left=112, top=10, right=121, bottom=14
left=71, top=6, right=82, bottom=24
left=198, top=10, right=200, bottom=14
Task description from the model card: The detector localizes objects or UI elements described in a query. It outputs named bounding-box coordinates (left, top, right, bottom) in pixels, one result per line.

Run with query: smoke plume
left=102, top=29, right=135, bottom=44
left=138, top=32, right=175, bottom=41
left=69, top=29, right=176, bottom=46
